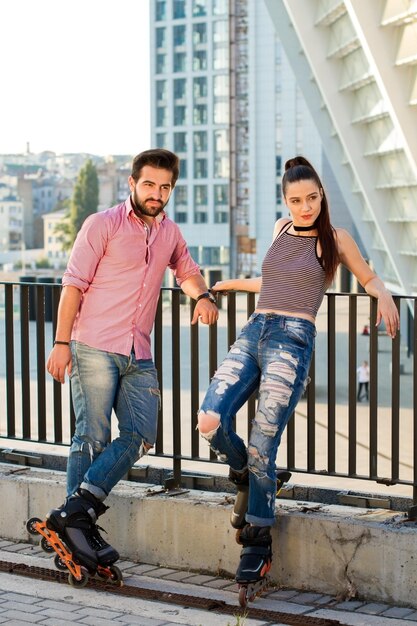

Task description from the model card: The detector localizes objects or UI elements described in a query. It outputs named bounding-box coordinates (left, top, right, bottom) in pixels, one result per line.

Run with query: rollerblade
left=229, top=468, right=291, bottom=538
left=26, top=489, right=122, bottom=588
left=236, top=524, right=272, bottom=607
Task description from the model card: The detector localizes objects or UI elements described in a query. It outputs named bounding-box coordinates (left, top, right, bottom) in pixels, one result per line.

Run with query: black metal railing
left=1, top=280, right=416, bottom=503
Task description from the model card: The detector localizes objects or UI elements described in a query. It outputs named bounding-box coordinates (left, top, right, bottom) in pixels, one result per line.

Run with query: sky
left=0, top=0, right=151, bottom=156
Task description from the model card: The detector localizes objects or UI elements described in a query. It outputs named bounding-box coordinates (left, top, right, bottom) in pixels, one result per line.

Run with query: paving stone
left=0, top=610, right=46, bottom=623
left=74, top=606, right=124, bottom=620
left=382, top=606, right=415, bottom=618
left=182, top=574, right=217, bottom=585
left=3, top=543, right=36, bottom=553
left=267, top=589, right=299, bottom=600
left=115, top=615, right=169, bottom=625
left=359, top=602, right=392, bottom=615
left=404, top=611, right=417, bottom=621
left=36, top=608, right=83, bottom=622
left=37, top=599, right=81, bottom=611
left=80, top=617, right=134, bottom=626
left=334, top=600, right=366, bottom=611
left=0, top=601, right=44, bottom=613
left=0, top=593, right=39, bottom=604
left=124, top=563, right=161, bottom=575
left=145, top=567, right=178, bottom=578
left=39, top=617, right=85, bottom=626
left=203, top=578, right=235, bottom=589
left=0, top=540, right=17, bottom=548
left=290, top=592, right=325, bottom=604
left=313, top=595, right=337, bottom=605
left=162, top=570, right=196, bottom=582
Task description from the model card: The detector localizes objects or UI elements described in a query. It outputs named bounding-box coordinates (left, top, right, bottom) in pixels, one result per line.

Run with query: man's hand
left=46, top=344, right=72, bottom=384
left=191, top=298, right=219, bottom=325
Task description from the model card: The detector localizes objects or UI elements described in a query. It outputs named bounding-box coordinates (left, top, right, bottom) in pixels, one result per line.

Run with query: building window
left=175, top=185, right=187, bottom=207
left=195, top=158, right=208, bottom=178
left=156, top=133, right=167, bottom=147
left=156, top=27, right=166, bottom=48
left=213, top=0, right=228, bottom=15
left=156, top=80, right=167, bottom=102
left=214, top=74, right=228, bottom=96
left=193, top=76, right=207, bottom=99
left=213, top=43, right=228, bottom=69
left=193, top=0, right=208, bottom=16
left=180, top=159, right=187, bottom=178
left=174, top=105, right=186, bottom=125
left=214, top=129, right=228, bottom=152
left=213, top=20, right=228, bottom=43
left=193, top=23, right=207, bottom=45
left=173, top=24, right=186, bottom=46
left=214, top=155, right=229, bottom=178
left=213, top=101, right=228, bottom=124
left=195, top=212, right=208, bottom=223
left=174, top=132, right=187, bottom=153
left=194, top=104, right=208, bottom=124
left=214, top=184, right=229, bottom=223
left=276, top=155, right=282, bottom=176
left=194, top=131, right=208, bottom=152
left=193, top=50, right=207, bottom=71
left=174, top=52, right=186, bottom=72
left=194, top=184, right=208, bottom=206
left=173, top=0, right=186, bottom=19
left=156, top=0, right=166, bottom=21
left=174, top=78, right=186, bottom=100
left=156, top=106, right=167, bottom=127
left=276, top=184, right=282, bottom=205
left=156, top=54, right=166, bottom=74
left=174, top=212, right=188, bottom=223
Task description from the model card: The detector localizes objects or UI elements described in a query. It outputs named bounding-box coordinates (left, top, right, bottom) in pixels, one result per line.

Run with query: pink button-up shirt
left=62, top=197, right=201, bottom=359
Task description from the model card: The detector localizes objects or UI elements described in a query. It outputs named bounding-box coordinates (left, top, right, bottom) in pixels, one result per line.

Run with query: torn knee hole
left=198, top=410, right=221, bottom=437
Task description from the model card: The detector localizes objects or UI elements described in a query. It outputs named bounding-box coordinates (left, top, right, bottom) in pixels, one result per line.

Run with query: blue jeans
left=199, top=312, right=316, bottom=526
left=67, top=341, right=160, bottom=499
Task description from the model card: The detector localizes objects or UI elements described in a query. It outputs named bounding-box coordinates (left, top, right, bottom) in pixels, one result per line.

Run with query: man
left=46, top=149, right=218, bottom=572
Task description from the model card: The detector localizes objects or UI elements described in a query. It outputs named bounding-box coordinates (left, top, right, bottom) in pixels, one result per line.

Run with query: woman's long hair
left=282, top=156, right=340, bottom=284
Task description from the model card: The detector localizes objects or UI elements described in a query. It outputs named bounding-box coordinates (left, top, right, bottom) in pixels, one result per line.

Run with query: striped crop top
left=256, top=222, right=327, bottom=319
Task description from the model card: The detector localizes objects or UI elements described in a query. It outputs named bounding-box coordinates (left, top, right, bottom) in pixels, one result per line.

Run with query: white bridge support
left=265, top=0, right=417, bottom=295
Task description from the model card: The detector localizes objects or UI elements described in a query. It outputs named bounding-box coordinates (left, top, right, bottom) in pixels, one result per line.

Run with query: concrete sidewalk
left=1, top=537, right=417, bottom=626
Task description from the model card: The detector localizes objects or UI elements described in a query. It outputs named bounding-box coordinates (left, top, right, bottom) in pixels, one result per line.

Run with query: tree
left=70, top=159, right=99, bottom=238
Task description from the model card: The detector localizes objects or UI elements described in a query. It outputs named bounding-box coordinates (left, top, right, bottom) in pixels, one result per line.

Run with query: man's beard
left=132, top=189, right=165, bottom=218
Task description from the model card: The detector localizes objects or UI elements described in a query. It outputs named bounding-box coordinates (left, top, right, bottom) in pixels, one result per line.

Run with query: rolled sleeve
left=62, top=214, right=109, bottom=293
left=169, top=234, right=201, bottom=287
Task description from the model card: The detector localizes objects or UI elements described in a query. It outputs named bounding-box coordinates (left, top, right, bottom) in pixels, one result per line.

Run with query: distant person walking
left=44, top=148, right=218, bottom=574
left=357, top=360, right=370, bottom=401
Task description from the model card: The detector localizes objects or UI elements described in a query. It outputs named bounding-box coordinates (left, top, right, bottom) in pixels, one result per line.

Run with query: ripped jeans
left=199, top=312, right=315, bottom=526
left=67, top=341, right=160, bottom=500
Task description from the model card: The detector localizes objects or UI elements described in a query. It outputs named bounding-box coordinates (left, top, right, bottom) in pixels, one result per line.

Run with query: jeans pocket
left=284, top=320, right=315, bottom=347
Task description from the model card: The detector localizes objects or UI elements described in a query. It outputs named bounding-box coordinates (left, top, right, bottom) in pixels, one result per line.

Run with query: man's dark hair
left=131, top=149, right=180, bottom=187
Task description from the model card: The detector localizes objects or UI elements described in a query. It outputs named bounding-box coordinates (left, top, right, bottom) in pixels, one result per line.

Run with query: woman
left=197, top=156, right=399, bottom=589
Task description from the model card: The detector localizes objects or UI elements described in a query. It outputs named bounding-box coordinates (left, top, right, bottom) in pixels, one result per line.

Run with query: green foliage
left=35, top=257, right=51, bottom=268
left=70, top=159, right=99, bottom=238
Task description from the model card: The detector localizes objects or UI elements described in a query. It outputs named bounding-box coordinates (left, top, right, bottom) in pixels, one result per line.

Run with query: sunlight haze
left=0, top=0, right=151, bottom=156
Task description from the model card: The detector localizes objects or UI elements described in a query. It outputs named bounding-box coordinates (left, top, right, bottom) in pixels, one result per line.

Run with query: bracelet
left=196, top=291, right=217, bottom=305
left=54, top=340, right=70, bottom=346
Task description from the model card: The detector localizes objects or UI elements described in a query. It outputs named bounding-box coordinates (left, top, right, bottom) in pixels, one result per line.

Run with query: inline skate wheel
left=109, top=564, right=123, bottom=585
left=26, top=517, right=42, bottom=535
left=68, top=569, right=89, bottom=588
left=40, top=536, right=55, bottom=553
left=54, top=554, right=68, bottom=571
left=238, top=585, right=248, bottom=608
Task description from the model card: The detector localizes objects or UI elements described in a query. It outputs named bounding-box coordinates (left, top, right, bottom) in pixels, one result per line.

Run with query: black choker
left=293, top=224, right=315, bottom=232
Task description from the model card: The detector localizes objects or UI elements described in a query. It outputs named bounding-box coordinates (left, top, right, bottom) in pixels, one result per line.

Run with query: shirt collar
left=126, top=195, right=166, bottom=227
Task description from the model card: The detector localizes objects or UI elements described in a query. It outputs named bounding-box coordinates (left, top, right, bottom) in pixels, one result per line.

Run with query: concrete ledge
left=1, top=462, right=416, bottom=608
